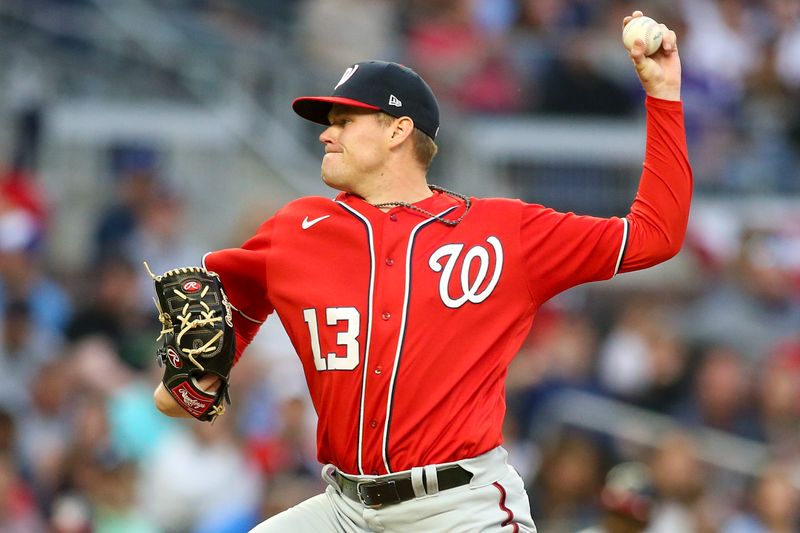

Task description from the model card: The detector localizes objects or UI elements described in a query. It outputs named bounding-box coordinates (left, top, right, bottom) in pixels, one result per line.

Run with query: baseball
left=623, top=16, right=663, bottom=56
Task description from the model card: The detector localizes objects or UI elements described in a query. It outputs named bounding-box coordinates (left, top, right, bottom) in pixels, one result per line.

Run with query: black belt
left=333, top=465, right=473, bottom=508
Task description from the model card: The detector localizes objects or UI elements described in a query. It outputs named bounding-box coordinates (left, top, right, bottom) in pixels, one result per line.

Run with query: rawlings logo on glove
left=145, top=262, right=236, bottom=422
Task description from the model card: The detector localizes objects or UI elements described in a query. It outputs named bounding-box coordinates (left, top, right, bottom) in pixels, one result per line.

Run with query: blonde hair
left=376, top=113, right=438, bottom=170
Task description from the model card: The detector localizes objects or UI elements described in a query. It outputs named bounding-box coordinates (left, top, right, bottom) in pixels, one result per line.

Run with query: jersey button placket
left=362, top=211, right=405, bottom=473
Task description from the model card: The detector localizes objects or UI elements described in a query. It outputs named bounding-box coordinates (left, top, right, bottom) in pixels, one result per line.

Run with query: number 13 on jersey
left=303, top=307, right=361, bottom=371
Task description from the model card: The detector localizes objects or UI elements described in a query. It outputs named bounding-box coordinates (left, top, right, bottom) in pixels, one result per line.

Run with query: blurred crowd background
left=0, top=0, right=799, bottom=532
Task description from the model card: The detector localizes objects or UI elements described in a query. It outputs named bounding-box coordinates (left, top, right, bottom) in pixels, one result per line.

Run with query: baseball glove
left=145, top=262, right=235, bottom=422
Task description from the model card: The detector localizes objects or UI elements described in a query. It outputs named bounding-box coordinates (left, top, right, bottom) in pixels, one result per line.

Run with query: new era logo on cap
left=291, top=60, right=440, bottom=139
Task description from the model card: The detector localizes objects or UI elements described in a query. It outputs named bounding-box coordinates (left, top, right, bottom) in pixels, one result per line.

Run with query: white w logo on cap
left=388, top=94, right=402, bottom=107
left=334, top=65, right=359, bottom=89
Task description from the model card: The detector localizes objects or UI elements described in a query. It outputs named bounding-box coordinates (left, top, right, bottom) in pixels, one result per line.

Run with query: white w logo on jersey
left=429, top=236, right=503, bottom=309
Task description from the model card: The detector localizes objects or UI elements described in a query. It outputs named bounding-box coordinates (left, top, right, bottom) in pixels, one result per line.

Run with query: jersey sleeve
left=620, top=96, right=693, bottom=272
left=521, top=98, right=692, bottom=303
left=203, top=217, right=276, bottom=363
left=521, top=204, right=625, bottom=304
left=521, top=96, right=692, bottom=302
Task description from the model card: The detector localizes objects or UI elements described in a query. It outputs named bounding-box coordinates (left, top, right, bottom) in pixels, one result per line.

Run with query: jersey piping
left=613, top=218, right=630, bottom=276
left=335, top=201, right=377, bottom=475
left=382, top=205, right=458, bottom=473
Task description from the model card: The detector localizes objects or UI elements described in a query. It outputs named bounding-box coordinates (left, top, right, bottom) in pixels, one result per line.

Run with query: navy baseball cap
left=292, top=60, right=440, bottom=139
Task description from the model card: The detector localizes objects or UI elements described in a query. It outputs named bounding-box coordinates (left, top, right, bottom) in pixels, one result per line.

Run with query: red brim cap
left=292, top=96, right=381, bottom=127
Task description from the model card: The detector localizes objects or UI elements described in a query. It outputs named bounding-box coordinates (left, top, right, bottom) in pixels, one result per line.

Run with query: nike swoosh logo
left=302, top=215, right=331, bottom=230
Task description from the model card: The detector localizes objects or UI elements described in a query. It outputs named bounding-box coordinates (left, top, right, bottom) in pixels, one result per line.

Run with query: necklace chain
left=371, top=184, right=471, bottom=227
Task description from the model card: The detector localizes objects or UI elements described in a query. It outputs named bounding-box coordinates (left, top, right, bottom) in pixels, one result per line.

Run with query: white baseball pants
left=249, top=446, right=536, bottom=533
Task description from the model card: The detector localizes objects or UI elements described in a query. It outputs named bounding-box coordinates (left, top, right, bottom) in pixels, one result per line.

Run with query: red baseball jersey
left=204, top=97, right=691, bottom=476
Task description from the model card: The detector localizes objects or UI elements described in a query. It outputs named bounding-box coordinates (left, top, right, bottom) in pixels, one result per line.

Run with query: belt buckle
left=357, top=479, right=400, bottom=508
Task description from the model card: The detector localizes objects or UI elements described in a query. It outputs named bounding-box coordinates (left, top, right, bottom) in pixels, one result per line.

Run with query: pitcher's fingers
left=655, top=24, right=673, bottom=52
left=622, top=10, right=644, bottom=31
left=667, top=29, right=678, bottom=53
left=629, top=39, right=647, bottom=66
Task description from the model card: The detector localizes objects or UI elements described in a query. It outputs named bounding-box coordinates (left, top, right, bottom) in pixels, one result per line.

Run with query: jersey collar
left=336, top=189, right=466, bottom=220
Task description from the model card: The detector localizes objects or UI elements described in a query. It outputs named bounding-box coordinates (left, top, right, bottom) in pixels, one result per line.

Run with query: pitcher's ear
left=388, top=116, right=415, bottom=145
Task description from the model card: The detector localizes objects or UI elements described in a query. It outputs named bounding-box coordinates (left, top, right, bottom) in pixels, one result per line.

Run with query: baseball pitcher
left=151, top=11, right=690, bottom=533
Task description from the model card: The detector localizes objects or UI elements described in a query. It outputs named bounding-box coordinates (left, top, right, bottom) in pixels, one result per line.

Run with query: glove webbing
left=145, top=262, right=225, bottom=372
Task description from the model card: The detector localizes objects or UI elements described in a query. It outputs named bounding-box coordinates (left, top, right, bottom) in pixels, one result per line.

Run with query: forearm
left=153, top=375, right=222, bottom=418
left=154, top=383, right=193, bottom=418
left=620, top=96, right=692, bottom=272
